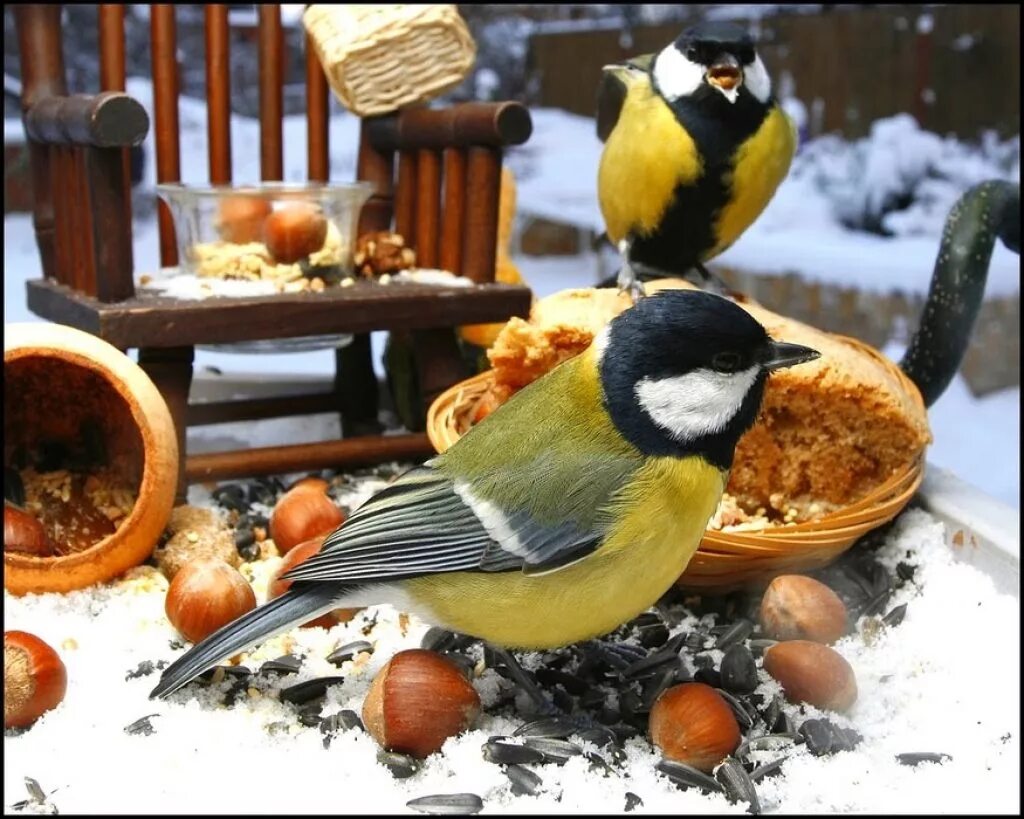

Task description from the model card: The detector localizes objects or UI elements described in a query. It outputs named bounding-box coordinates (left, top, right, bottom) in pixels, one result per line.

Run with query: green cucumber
left=900, top=180, right=1020, bottom=407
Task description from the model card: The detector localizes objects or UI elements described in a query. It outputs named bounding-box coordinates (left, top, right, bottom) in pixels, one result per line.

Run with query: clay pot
left=4, top=323, right=179, bottom=594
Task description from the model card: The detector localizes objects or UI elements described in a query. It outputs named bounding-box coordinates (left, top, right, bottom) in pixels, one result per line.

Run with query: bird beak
left=602, top=63, right=633, bottom=83
left=706, top=54, right=743, bottom=101
left=761, top=340, right=821, bottom=371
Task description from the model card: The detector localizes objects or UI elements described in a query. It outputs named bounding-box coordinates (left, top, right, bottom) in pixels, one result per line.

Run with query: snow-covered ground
left=3, top=82, right=1019, bottom=507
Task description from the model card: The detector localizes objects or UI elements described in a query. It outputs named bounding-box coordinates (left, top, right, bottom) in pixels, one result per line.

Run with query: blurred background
left=4, top=4, right=1020, bottom=505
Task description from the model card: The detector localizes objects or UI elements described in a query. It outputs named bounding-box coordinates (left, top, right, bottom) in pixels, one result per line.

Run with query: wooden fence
left=528, top=4, right=1020, bottom=139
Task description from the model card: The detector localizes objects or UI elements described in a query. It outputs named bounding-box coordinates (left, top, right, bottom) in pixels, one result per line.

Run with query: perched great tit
left=151, top=290, right=818, bottom=699
left=597, top=22, right=797, bottom=296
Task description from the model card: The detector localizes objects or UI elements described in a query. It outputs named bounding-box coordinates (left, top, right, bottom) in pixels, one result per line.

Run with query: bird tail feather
left=149, top=584, right=343, bottom=700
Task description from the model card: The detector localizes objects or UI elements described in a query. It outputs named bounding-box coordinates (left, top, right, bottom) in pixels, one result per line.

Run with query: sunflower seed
left=715, top=757, right=761, bottom=813
left=233, top=528, right=256, bottom=551
left=444, top=651, right=478, bottom=680
left=735, top=734, right=800, bottom=758
left=259, top=655, right=302, bottom=675
left=279, top=676, right=345, bottom=705
left=799, top=718, right=835, bottom=756
left=212, top=484, right=246, bottom=508
left=830, top=725, right=863, bottom=753
left=715, top=618, right=754, bottom=650
left=748, top=639, right=778, bottom=656
left=623, top=649, right=683, bottom=681
left=24, top=777, right=46, bottom=802
left=406, top=793, right=483, bottom=815
left=513, top=716, right=577, bottom=739
left=125, top=659, right=168, bottom=680
left=624, top=792, right=644, bottom=812
left=535, top=667, right=588, bottom=695
left=577, top=725, right=619, bottom=748
left=578, top=688, right=607, bottom=710
left=297, top=704, right=323, bottom=727
left=326, top=640, right=374, bottom=666
left=505, top=764, right=543, bottom=796
left=523, top=736, right=583, bottom=764
left=656, top=759, right=725, bottom=793
left=421, top=627, right=459, bottom=653
left=715, top=688, right=755, bottom=732
left=634, top=616, right=670, bottom=649
left=663, top=631, right=688, bottom=654
left=684, top=631, right=708, bottom=651
left=720, top=645, right=758, bottom=694
left=641, top=666, right=678, bottom=711
left=760, top=695, right=782, bottom=732
left=378, top=750, right=421, bottom=778
left=883, top=603, right=908, bottom=627
left=896, top=752, right=952, bottom=766
left=896, top=561, right=916, bottom=582
left=124, top=714, right=159, bottom=736
left=483, top=741, right=546, bottom=766
left=749, top=755, right=789, bottom=783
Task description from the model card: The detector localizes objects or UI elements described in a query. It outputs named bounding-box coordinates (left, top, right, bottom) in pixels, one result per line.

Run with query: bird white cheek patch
left=744, top=55, right=772, bottom=103
left=635, top=366, right=759, bottom=440
left=652, top=45, right=704, bottom=101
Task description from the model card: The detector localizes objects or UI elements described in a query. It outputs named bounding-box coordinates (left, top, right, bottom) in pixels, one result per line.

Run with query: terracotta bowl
left=4, top=323, right=179, bottom=595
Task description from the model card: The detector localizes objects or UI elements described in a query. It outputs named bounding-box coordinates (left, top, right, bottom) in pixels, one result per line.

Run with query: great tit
left=151, top=290, right=818, bottom=699
left=597, top=22, right=797, bottom=296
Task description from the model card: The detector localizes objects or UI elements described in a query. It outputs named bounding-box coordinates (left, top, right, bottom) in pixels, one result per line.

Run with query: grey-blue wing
left=280, top=464, right=603, bottom=585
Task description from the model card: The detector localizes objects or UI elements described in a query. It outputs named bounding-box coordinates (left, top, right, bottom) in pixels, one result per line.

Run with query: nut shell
left=262, top=204, right=328, bottom=264
left=164, top=559, right=256, bottom=643
left=267, top=534, right=360, bottom=628
left=763, top=640, right=858, bottom=712
left=269, top=484, right=345, bottom=555
left=215, top=196, right=273, bottom=244
left=760, top=574, right=848, bottom=644
left=362, top=649, right=481, bottom=758
left=649, top=682, right=741, bottom=773
left=4, top=631, right=68, bottom=728
left=4, top=504, right=54, bottom=557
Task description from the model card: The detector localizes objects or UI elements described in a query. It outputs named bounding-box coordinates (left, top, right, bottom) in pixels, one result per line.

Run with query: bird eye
left=712, top=352, right=744, bottom=373
left=686, top=46, right=699, bottom=62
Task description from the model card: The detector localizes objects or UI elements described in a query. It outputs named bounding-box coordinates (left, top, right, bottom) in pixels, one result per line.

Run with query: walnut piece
left=353, top=231, right=416, bottom=278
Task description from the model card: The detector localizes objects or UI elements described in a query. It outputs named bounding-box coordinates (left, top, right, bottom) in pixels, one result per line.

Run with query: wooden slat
left=151, top=4, right=180, bottom=267
left=27, top=277, right=533, bottom=349
left=415, top=149, right=441, bottom=267
left=258, top=4, right=284, bottom=180
left=306, top=33, right=329, bottom=182
left=187, top=392, right=340, bottom=426
left=439, top=148, right=466, bottom=275
left=14, top=5, right=68, bottom=281
left=98, top=4, right=132, bottom=247
left=70, top=147, right=93, bottom=293
left=356, top=119, right=394, bottom=234
left=51, top=146, right=74, bottom=286
left=185, top=433, right=435, bottom=483
left=84, top=146, right=136, bottom=302
left=394, top=150, right=417, bottom=240
left=461, top=146, right=502, bottom=283
left=205, top=4, right=232, bottom=183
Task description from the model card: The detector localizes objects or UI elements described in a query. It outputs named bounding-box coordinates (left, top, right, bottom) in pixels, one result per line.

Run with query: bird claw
left=616, top=267, right=647, bottom=302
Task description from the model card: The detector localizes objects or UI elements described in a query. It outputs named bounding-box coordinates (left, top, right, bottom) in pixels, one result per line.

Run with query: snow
left=3, top=85, right=1019, bottom=508
left=2, top=493, right=1019, bottom=813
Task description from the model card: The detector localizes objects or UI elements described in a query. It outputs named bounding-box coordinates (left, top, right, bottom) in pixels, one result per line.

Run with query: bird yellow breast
left=598, top=81, right=702, bottom=244
left=405, top=458, right=725, bottom=649
left=708, top=106, right=796, bottom=259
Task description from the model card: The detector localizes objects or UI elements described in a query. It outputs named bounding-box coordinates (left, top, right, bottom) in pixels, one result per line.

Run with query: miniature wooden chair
left=12, top=5, right=532, bottom=503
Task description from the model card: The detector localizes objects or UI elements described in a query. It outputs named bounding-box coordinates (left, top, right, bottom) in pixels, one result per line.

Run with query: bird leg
left=615, top=239, right=647, bottom=302
left=693, top=262, right=742, bottom=300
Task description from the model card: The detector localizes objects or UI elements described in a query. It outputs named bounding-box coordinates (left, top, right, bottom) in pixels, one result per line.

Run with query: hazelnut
left=649, top=682, right=741, bottom=773
left=215, top=195, right=273, bottom=244
left=266, top=534, right=361, bottom=628
left=762, top=640, right=858, bottom=712
left=4, top=504, right=54, bottom=557
left=363, top=649, right=481, bottom=758
left=760, top=575, right=848, bottom=644
left=269, top=483, right=345, bottom=556
left=164, top=559, right=256, bottom=643
left=262, top=204, right=328, bottom=264
left=4, top=631, right=67, bottom=728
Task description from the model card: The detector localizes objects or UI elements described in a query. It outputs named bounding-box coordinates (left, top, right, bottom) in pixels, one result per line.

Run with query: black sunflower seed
left=577, top=725, right=619, bottom=749
left=624, top=791, right=644, bottom=812
left=535, top=668, right=588, bottom=696
left=124, top=714, right=159, bottom=736
left=720, top=645, right=758, bottom=694
left=259, top=655, right=302, bottom=675
left=378, top=750, right=421, bottom=779
left=830, top=725, right=863, bottom=753
left=326, top=641, right=374, bottom=666
left=798, top=718, right=835, bottom=756
left=715, top=757, right=761, bottom=813
left=421, top=627, right=459, bottom=653
left=623, top=649, right=682, bottom=681
left=444, top=651, right=478, bottom=680
left=715, top=688, right=755, bottom=732
left=896, top=562, right=916, bottom=582
left=482, top=741, right=546, bottom=766
left=523, top=736, right=583, bottom=764
left=748, top=639, right=778, bottom=656
left=749, top=755, right=789, bottom=783
left=684, top=631, right=708, bottom=651
left=883, top=603, right=908, bottom=627
left=641, top=666, right=678, bottom=711
left=505, top=764, right=543, bottom=796
left=550, top=686, right=575, bottom=713
left=735, top=734, right=800, bottom=759
left=513, top=716, right=577, bottom=739
left=896, top=752, right=952, bottom=766
left=24, top=777, right=46, bottom=802
left=297, top=704, right=323, bottom=727
left=406, top=793, right=483, bottom=815
left=578, top=688, right=607, bottom=710
left=125, top=659, right=168, bottom=680
left=656, top=760, right=724, bottom=794
left=279, top=676, right=345, bottom=705
left=584, top=750, right=614, bottom=777
left=715, top=619, right=754, bottom=650
left=694, top=666, right=722, bottom=689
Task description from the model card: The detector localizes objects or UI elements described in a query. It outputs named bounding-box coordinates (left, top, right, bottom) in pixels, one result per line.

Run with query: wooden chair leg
left=138, top=345, right=194, bottom=505
left=335, top=334, right=381, bottom=437
left=411, top=328, right=469, bottom=420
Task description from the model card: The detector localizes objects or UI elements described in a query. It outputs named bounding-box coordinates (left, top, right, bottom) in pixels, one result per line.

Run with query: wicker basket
left=427, top=341, right=927, bottom=592
left=303, top=4, right=476, bottom=117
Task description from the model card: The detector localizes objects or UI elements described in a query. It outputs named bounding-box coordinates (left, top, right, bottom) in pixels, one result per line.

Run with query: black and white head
left=652, top=21, right=771, bottom=106
left=597, top=290, right=818, bottom=469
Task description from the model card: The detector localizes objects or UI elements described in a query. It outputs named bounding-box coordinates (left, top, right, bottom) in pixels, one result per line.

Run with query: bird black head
left=597, top=289, right=819, bottom=469
left=652, top=21, right=771, bottom=108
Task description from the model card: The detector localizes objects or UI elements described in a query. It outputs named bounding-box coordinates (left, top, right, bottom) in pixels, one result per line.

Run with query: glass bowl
left=155, top=181, right=375, bottom=281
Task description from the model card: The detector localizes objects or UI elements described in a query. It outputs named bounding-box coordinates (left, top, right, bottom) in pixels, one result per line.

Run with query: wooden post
left=258, top=4, right=284, bottom=181
left=306, top=34, right=329, bottom=182
left=205, top=4, right=232, bottom=183
left=98, top=4, right=132, bottom=238
left=151, top=4, right=180, bottom=268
